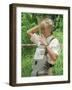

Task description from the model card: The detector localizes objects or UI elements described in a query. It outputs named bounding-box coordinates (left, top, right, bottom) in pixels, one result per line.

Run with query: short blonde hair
left=42, top=18, right=54, bottom=30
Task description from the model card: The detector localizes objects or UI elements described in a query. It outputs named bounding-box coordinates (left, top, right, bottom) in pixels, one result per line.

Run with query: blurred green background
left=21, top=13, right=63, bottom=77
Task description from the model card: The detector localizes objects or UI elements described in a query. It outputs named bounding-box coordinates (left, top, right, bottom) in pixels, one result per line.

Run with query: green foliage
left=21, top=47, right=36, bottom=77
left=21, top=13, right=63, bottom=77
left=53, top=50, right=63, bottom=75
left=21, top=13, right=63, bottom=44
left=54, top=15, right=63, bottom=32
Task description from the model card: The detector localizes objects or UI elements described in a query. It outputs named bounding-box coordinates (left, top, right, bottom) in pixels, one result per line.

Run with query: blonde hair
left=40, top=18, right=54, bottom=34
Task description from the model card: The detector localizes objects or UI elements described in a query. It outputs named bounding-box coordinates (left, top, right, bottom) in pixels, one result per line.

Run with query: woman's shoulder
left=50, top=37, right=60, bottom=46
left=52, top=38, right=59, bottom=42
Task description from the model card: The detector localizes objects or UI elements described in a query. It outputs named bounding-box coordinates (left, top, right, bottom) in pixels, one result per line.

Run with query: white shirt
left=30, top=33, right=61, bottom=64
left=46, top=36, right=61, bottom=64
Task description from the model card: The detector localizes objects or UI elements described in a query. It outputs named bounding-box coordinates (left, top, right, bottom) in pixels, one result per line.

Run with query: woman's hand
left=39, top=34, right=47, bottom=46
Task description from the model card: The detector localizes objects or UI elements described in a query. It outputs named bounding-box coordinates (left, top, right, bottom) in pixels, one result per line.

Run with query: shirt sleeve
left=30, top=33, right=36, bottom=43
left=49, top=38, right=61, bottom=55
left=30, top=33, right=40, bottom=45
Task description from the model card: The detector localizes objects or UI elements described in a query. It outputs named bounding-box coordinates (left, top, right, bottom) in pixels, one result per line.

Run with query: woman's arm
left=27, top=25, right=39, bottom=37
left=39, top=35, right=58, bottom=61
left=46, top=46, right=58, bottom=61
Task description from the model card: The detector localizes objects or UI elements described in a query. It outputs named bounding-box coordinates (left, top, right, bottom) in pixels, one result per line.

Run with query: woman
left=27, top=18, right=61, bottom=76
